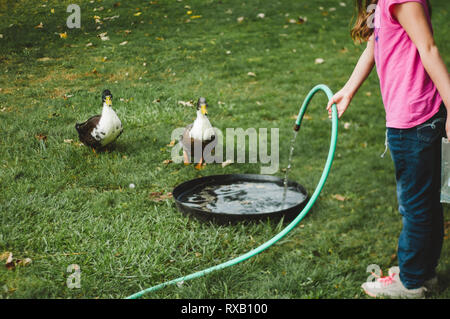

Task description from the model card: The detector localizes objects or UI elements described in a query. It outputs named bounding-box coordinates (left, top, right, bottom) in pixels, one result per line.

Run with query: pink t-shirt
left=374, top=0, right=442, bottom=128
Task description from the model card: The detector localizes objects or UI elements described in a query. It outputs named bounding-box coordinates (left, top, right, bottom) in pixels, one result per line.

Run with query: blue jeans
left=387, top=105, right=446, bottom=289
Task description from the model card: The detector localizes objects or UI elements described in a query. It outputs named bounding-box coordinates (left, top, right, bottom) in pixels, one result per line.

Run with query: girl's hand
left=326, top=89, right=353, bottom=119
left=446, top=112, right=450, bottom=140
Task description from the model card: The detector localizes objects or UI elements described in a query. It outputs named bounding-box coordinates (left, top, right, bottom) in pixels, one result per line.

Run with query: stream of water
left=281, top=130, right=298, bottom=208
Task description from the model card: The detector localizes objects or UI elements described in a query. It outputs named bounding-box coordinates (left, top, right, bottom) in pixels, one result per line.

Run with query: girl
left=327, top=0, right=450, bottom=298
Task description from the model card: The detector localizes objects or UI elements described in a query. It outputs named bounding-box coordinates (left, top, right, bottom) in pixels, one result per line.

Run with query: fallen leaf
left=64, top=139, right=73, bottom=144
left=191, top=15, right=202, bottom=19
left=149, top=191, right=173, bottom=202
left=51, top=8, right=55, bottom=14
left=119, top=41, right=128, bottom=46
left=257, top=13, right=265, bottom=19
left=315, top=58, right=325, bottom=64
left=237, top=16, right=244, bottom=23
left=178, top=100, right=194, bottom=107
left=332, top=194, right=346, bottom=201
left=0, top=252, right=11, bottom=261
left=167, top=140, right=176, bottom=147
left=134, top=12, right=142, bottom=16
left=37, top=57, right=52, bottom=62
left=163, top=159, right=173, bottom=165
left=34, top=22, right=44, bottom=29
left=16, top=258, right=32, bottom=267
left=5, top=252, right=14, bottom=270
left=59, top=32, right=67, bottom=39
left=297, top=16, right=307, bottom=24
left=35, top=134, right=47, bottom=141
left=247, top=72, right=256, bottom=77
left=98, top=32, right=109, bottom=41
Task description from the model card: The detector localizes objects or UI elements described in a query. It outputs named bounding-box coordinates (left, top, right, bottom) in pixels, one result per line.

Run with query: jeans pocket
left=417, top=118, right=445, bottom=144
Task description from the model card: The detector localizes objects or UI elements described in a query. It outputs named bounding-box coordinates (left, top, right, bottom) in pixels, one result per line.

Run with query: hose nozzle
left=293, top=123, right=300, bottom=132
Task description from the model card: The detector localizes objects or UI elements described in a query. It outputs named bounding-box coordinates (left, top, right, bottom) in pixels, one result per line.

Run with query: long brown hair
left=350, top=0, right=432, bottom=43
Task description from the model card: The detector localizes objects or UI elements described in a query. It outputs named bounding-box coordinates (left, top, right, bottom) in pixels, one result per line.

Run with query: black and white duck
left=75, top=89, right=123, bottom=151
left=181, top=97, right=216, bottom=169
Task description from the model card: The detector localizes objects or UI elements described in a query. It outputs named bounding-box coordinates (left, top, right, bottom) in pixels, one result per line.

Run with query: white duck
left=181, top=97, right=215, bottom=169
left=75, top=89, right=123, bottom=151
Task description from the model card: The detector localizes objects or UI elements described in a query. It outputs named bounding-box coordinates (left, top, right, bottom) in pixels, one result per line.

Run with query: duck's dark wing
left=75, top=115, right=102, bottom=148
left=180, top=124, right=193, bottom=153
left=181, top=124, right=217, bottom=161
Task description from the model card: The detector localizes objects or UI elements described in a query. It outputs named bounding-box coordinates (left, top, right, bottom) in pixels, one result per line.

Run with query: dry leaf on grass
left=332, top=194, right=347, bottom=201
left=5, top=252, right=14, bottom=270
left=35, top=134, right=47, bottom=141
left=37, top=57, right=52, bottom=62
left=2, top=252, right=32, bottom=270
left=0, top=251, right=11, bottom=261
left=163, top=159, right=173, bottom=165
left=315, top=58, right=325, bottom=64
left=178, top=100, right=194, bottom=107
left=149, top=191, right=173, bottom=202
left=297, top=16, right=307, bottom=24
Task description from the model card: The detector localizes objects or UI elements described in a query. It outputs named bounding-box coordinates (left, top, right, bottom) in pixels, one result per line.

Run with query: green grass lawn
left=0, top=0, right=449, bottom=299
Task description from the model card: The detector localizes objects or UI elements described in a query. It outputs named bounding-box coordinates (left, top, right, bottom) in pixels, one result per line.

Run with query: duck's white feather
left=189, top=110, right=214, bottom=140
left=91, top=103, right=123, bottom=146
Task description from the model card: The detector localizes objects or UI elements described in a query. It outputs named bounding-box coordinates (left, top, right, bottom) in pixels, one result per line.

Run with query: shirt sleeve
left=386, top=0, right=428, bottom=24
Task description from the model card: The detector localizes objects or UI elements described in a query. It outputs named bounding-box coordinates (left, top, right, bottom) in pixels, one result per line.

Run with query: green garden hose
left=125, top=84, right=338, bottom=299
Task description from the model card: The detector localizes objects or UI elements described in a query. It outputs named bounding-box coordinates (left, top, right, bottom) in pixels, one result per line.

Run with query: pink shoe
left=361, top=267, right=426, bottom=299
